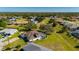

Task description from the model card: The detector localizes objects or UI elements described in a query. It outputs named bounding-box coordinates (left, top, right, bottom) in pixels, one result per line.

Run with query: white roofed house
left=0, top=29, right=18, bottom=34
left=8, top=17, right=16, bottom=25
left=0, top=29, right=18, bottom=41
left=9, top=18, right=16, bottom=21
left=30, top=17, right=38, bottom=24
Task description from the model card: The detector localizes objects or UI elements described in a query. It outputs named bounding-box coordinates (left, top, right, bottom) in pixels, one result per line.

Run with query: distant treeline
left=0, top=12, right=79, bottom=16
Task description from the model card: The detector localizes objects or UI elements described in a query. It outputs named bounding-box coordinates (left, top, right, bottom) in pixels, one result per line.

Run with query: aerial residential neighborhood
left=0, top=12, right=79, bottom=51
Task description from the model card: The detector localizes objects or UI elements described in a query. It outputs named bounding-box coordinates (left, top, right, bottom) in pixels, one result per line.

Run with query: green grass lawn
left=41, top=17, right=50, bottom=24
left=34, top=32, right=76, bottom=50
left=3, top=32, right=20, bottom=42
left=37, top=17, right=50, bottom=30
left=0, top=34, right=3, bottom=39
left=34, top=24, right=78, bottom=51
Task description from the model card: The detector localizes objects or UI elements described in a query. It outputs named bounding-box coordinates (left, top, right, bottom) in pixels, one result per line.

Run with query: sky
left=0, top=7, right=79, bottom=12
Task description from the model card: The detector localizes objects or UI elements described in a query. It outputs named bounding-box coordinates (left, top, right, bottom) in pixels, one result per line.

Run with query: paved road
left=23, top=42, right=51, bottom=51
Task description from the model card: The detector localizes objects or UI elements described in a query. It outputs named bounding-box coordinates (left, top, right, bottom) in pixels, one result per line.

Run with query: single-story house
left=50, top=16, right=57, bottom=19
left=0, top=29, right=18, bottom=41
left=9, top=17, right=16, bottom=21
left=19, top=30, right=46, bottom=42
left=30, top=17, right=38, bottom=24
left=0, top=29, right=18, bottom=35
left=75, top=16, right=79, bottom=19
left=71, top=30, right=79, bottom=38
left=26, top=31, right=46, bottom=41
left=59, top=20, right=79, bottom=31
left=68, top=25, right=79, bottom=31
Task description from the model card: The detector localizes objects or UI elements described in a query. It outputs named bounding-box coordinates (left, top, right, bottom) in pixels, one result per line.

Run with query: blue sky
left=0, top=7, right=79, bottom=12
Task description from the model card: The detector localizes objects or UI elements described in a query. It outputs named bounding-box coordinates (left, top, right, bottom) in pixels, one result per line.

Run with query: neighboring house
left=30, top=17, right=38, bottom=24
left=8, top=17, right=16, bottom=25
left=75, top=16, right=79, bottom=19
left=67, top=25, right=79, bottom=31
left=9, top=17, right=16, bottom=21
left=71, top=30, right=79, bottom=38
left=59, top=20, right=79, bottom=38
left=50, top=16, right=57, bottom=19
left=21, top=43, right=51, bottom=51
left=0, top=29, right=18, bottom=35
left=59, top=20, right=79, bottom=31
left=0, top=29, right=18, bottom=41
left=30, top=18, right=34, bottom=22
left=20, top=30, right=46, bottom=42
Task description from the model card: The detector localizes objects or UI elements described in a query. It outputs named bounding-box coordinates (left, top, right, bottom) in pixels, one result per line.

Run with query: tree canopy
left=24, top=22, right=37, bottom=31
left=39, top=24, right=53, bottom=35
left=0, top=19, right=8, bottom=28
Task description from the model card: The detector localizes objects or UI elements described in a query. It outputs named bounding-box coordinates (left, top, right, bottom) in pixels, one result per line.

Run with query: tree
left=27, top=16, right=32, bottom=19
left=35, top=16, right=45, bottom=22
left=24, top=22, right=37, bottom=31
left=57, top=25, right=68, bottom=33
left=5, top=48, right=11, bottom=50
left=48, top=19, right=57, bottom=27
left=39, top=24, right=53, bottom=35
left=63, top=17, right=70, bottom=21
left=17, top=26, right=25, bottom=31
left=49, top=19, right=55, bottom=23
left=0, top=19, right=8, bottom=28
